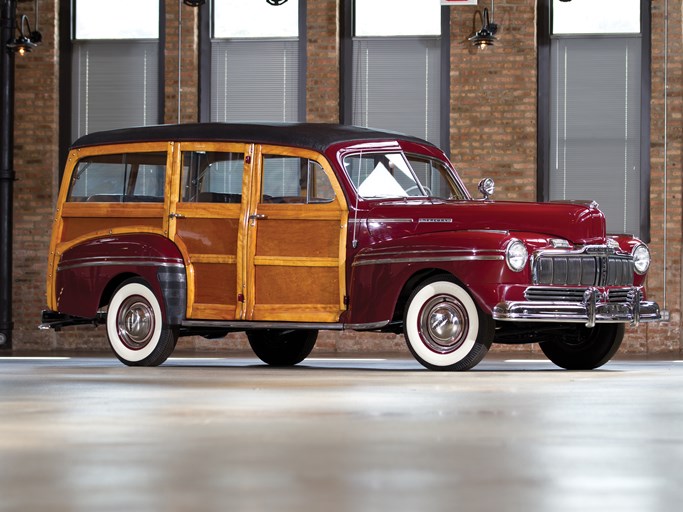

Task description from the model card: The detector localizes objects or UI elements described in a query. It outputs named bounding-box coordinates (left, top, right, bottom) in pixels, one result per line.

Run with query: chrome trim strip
left=348, top=218, right=415, bottom=224
left=357, top=249, right=504, bottom=258
left=58, top=260, right=185, bottom=272
left=366, top=218, right=414, bottom=224
left=533, top=245, right=619, bottom=258
left=344, top=321, right=390, bottom=330
left=62, top=256, right=183, bottom=264
left=352, top=255, right=504, bottom=267
left=464, top=229, right=510, bottom=235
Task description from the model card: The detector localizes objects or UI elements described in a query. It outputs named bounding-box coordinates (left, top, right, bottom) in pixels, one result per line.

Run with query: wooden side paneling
left=193, top=262, right=238, bottom=311
left=256, top=219, right=340, bottom=258
left=175, top=217, right=240, bottom=255
left=60, top=217, right=165, bottom=242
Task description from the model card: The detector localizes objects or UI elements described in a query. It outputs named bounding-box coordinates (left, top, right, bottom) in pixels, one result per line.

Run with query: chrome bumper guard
left=493, top=287, right=661, bottom=328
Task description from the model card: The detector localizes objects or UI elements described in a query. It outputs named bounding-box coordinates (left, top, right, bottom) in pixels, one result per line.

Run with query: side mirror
left=478, top=178, right=495, bottom=200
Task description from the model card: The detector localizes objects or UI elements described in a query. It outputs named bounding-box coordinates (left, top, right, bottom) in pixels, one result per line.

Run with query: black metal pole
left=0, top=0, right=16, bottom=350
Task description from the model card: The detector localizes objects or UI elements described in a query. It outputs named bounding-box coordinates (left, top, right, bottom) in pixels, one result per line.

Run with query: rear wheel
left=403, top=277, right=494, bottom=371
left=106, top=278, right=177, bottom=367
left=247, top=329, right=318, bottom=366
left=540, top=323, right=625, bottom=370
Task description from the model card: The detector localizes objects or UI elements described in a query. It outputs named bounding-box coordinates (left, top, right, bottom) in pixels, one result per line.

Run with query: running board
left=181, top=320, right=389, bottom=331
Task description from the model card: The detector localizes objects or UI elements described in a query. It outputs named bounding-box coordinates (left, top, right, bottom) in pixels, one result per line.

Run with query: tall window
left=207, top=0, right=305, bottom=122
left=71, top=0, right=162, bottom=140
left=342, top=0, right=449, bottom=149
left=539, top=0, right=650, bottom=238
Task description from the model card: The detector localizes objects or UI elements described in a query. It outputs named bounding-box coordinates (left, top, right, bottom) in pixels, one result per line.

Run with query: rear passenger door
left=169, top=142, right=252, bottom=320
left=244, top=146, right=348, bottom=323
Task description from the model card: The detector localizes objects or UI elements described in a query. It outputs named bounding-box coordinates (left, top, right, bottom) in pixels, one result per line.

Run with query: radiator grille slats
left=525, top=287, right=587, bottom=302
left=534, top=253, right=634, bottom=286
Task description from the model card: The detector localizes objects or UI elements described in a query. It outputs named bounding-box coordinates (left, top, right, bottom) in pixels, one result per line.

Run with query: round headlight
left=632, top=244, right=651, bottom=275
left=506, top=239, right=528, bottom=272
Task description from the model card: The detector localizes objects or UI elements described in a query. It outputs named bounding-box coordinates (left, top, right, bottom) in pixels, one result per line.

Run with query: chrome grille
left=524, top=287, right=588, bottom=302
left=608, top=288, right=642, bottom=303
left=525, top=287, right=640, bottom=303
left=533, top=253, right=634, bottom=286
left=605, top=256, right=634, bottom=286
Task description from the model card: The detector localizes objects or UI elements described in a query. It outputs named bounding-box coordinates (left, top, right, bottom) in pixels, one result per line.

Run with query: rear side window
left=181, top=151, right=245, bottom=203
left=68, top=152, right=167, bottom=202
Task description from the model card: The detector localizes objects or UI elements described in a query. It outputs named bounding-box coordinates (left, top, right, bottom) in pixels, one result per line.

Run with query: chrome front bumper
left=493, top=287, right=661, bottom=328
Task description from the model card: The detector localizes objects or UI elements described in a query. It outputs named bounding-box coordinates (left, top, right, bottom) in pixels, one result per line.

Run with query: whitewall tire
left=403, top=277, right=494, bottom=371
left=106, top=278, right=177, bottom=367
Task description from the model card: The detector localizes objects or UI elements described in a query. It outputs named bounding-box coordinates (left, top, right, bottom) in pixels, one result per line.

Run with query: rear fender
left=54, top=234, right=186, bottom=324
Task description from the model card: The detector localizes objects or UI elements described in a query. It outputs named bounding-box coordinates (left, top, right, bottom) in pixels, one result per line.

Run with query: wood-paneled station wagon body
left=42, top=123, right=660, bottom=370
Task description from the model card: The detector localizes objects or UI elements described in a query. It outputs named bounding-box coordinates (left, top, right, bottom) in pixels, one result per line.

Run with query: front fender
left=55, top=234, right=186, bottom=323
left=346, top=230, right=522, bottom=325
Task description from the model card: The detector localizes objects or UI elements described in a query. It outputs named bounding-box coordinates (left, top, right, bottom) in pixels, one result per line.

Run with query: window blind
left=71, top=40, right=159, bottom=139
left=210, top=40, right=299, bottom=123
left=549, top=37, right=642, bottom=235
left=352, top=37, right=441, bottom=146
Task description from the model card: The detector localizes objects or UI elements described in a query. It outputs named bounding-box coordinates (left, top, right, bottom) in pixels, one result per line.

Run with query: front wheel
left=540, top=323, right=625, bottom=370
left=106, top=278, right=178, bottom=367
left=247, top=329, right=318, bottom=367
left=403, top=277, right=494, bottom=371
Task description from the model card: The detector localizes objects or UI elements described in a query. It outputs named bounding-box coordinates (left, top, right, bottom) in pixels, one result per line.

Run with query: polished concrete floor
left=0, top=353, right=682, bottom=512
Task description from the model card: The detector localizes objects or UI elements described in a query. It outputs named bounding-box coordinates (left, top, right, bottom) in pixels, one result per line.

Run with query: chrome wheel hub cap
left=419, top=295, right=469, bottom=354
left=117, top=296, right=155, bottom=350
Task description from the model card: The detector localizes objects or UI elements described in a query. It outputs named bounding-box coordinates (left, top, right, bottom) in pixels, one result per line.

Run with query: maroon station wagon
left=41, top=123, right=660, bottom=370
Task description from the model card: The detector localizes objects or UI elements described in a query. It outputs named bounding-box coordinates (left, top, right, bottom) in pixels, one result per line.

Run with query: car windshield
left=343, top=151, right=467, bottom=200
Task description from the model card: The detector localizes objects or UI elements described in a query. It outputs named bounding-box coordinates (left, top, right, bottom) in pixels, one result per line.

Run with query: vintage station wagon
left=41, top=123, right=660, bottom=370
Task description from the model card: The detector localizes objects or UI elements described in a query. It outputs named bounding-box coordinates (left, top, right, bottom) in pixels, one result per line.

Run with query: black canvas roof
left=70, top=123, right=433, bottom=153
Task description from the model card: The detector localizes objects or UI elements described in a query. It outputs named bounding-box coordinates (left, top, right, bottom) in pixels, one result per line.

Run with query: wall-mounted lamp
left=6, top=14, right=41, bottom=56
left=468, top=1, right=499, bottom=49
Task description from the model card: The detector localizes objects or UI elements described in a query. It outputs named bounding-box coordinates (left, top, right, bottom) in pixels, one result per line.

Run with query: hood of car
left=366, top=199, right=606, bottom=245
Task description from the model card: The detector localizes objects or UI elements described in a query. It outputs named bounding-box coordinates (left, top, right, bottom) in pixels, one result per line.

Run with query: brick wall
left=7, top=0, right=682, bottom=356
left=11, top=0, right=60, bottom=350
left=164, top=0, right=200, bottom=124
left=450, top=1, right=538, bottom=201
left=641, top=0, right=683, bottom=353
left=306, top=0, right=340, bottom=123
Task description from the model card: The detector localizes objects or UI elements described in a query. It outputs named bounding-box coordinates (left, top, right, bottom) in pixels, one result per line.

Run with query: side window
left=67, top=152, right=166, bottom=202
left=181, top=151, right=245, bottom=203
left=308, top=162, right=335, bottom=203
left=262, top=156, right=334, bottom=204
left=406, top=155, right=466, bottom=200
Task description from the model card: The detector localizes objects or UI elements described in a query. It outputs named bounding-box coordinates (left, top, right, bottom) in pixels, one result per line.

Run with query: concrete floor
left=0, top=353, right=682, bottom=512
